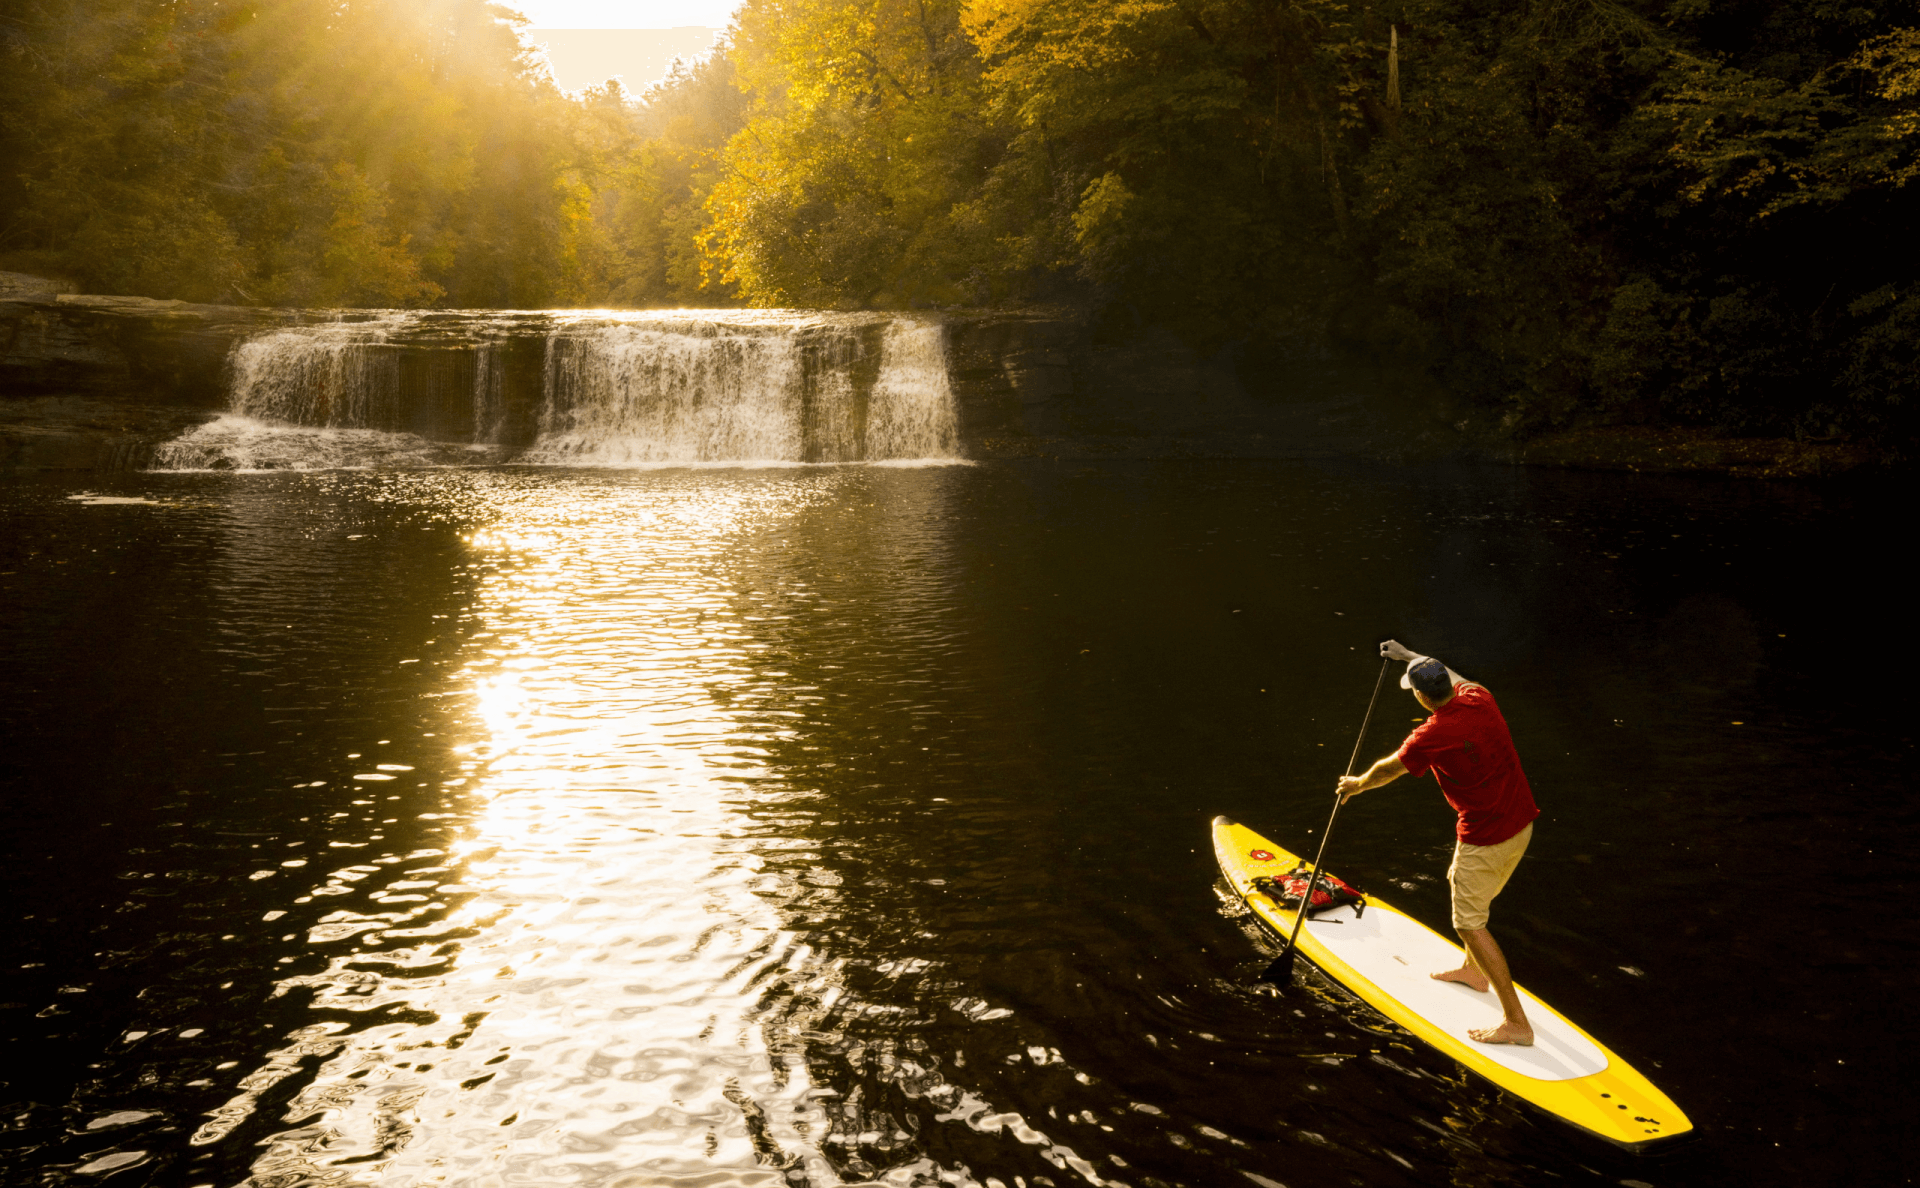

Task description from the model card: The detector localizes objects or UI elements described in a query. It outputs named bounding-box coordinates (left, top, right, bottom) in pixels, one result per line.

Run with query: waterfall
left=526, top=324, right=810, bottom=465
left=152, top=312, right=964, bottom=470
left=226, top=323, right=403, bottom=429
left=473, top=342, right=507, bottom=446
left=525, top=317, right=957, bottom=466
left=868, top=320, right=960, bottom=461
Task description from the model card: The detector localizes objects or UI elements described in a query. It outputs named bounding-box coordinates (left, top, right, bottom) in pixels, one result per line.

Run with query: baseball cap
left=1400, top=657, right=1453, bottom=699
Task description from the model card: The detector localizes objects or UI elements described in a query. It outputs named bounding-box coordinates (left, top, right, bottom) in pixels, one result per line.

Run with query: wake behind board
left=1213, top=816, right=1692, bottom=1152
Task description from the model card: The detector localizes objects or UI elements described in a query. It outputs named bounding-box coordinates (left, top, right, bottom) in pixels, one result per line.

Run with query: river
left=0, top=458, right=1908, bottom=1187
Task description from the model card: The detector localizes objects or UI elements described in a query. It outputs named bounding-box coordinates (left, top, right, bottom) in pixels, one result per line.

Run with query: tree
left=703, top=0, right=1007, bottom=307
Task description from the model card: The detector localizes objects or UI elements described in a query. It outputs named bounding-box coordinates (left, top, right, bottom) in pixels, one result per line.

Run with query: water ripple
left=3, top=461, right=1907, bottom=1188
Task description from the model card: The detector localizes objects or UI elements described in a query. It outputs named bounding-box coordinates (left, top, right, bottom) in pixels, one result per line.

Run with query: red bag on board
left=1254, top=862, right=1367, bottom=917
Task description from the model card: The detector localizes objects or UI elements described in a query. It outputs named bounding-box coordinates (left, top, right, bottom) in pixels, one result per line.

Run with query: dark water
left=0, top=460, right=1910, bottom=1188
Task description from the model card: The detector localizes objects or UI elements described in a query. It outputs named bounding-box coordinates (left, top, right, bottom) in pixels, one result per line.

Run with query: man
left=1336, top=640, right=1540, bottom=1046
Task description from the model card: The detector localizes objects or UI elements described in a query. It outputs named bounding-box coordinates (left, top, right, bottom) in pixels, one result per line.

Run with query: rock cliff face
left=941, top=308, right=1434, bottom=460
left=1, top=280, right=298, bottom=469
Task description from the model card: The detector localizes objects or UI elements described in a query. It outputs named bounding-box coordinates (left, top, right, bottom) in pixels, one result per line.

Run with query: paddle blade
left=1256, top=948, right=1296, bottom=987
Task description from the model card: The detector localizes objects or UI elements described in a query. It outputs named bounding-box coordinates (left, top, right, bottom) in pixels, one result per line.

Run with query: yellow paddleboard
left=1212, top=815, right=1692, bottom=1152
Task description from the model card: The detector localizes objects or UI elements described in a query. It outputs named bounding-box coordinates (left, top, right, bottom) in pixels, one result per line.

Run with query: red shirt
left=1396, top=684, right=1538, bottom=845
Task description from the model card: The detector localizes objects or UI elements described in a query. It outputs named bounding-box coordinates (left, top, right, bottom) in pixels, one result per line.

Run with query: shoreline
left=1512, top=424, right=1872, bottom=481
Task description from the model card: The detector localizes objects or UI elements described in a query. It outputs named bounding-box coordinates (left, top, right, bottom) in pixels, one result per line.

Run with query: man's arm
left=1380, top=639, right=1472, bottom=688
left=1337, top=754, right=1407, bottom=801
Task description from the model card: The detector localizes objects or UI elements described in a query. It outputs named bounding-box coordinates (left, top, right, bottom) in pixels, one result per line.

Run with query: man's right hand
left=1379, top=639, right=1418, bottom=662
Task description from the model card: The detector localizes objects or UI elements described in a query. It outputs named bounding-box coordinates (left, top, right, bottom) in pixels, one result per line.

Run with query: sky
left=509, top=1, right=740, bottom=93
left=508, top=0, right=742, bottom=28
left=523, top=28, right=722, bottom=94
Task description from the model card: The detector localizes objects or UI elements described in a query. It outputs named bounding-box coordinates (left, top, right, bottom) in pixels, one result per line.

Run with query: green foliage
left=5, top=0, right=1918, bottom=446
left=597, top=57, right=750, bottom=306
left=1839, top=284, right=1920, bottom=431
left=0, top=0, right=747, bottom=309
left=700, top=0, right=1005, bottom=307
left=683, top=0, right=1920, bottom=446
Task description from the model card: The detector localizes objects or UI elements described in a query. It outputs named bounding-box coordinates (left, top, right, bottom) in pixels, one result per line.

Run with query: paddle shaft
left=1274, top=656, right=1392, bottom=973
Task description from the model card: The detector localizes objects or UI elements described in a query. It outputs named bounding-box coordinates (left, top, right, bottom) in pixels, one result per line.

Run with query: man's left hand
left=1337, top=775, right=1366, bottom=801
left=1379, top=639, right=1419, bottom=662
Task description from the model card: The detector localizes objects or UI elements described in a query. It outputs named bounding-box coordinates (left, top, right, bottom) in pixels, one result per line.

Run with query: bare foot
left=1430, top=965, right=1490, bottom=992
left=1467, top=1020, right=1534, bottom=1046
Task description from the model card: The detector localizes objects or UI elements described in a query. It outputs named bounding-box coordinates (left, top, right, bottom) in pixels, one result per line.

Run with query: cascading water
left=153, top=315, right=491, bottom=471
left=153, top=312, right=963, bottom=470
left=527, top=323, right=811, bottom=465
left=227, top=322, right=403, bottom=427
left=472, top=341, right=507, bottom=447
left=867, top=321, right=961, bottom=461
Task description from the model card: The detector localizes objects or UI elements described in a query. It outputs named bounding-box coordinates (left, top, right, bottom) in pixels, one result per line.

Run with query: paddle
left=1259, top=655, right=1392, bottom=986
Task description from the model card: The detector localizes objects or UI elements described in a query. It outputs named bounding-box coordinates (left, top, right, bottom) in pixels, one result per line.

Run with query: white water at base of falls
left=152, top=415, right=510, bottom=472
left=149, top=312, right=967, bottom=471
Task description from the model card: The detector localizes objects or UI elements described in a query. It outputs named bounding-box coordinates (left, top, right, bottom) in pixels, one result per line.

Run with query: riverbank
left=0, top=276, right=1882, bottom=477
left=1515, top=424, right=1872, bottom=479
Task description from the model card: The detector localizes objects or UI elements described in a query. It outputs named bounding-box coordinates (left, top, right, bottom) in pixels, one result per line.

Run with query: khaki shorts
left=1448, top=821, right=1533, bottom=931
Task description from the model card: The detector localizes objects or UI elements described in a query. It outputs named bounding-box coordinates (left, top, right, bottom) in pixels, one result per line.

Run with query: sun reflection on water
left=225, top=474, right=871, bottom=1187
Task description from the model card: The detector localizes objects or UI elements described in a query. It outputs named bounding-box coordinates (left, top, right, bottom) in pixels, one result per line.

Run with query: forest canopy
left=2, top=0, right=1916, bottom=443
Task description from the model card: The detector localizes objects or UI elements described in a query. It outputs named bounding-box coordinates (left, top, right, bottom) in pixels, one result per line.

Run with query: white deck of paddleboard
left=1298, top=903, right=1608, bottom=1082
